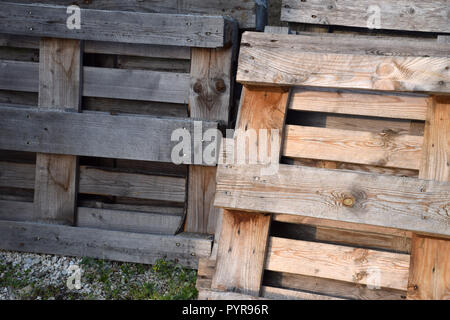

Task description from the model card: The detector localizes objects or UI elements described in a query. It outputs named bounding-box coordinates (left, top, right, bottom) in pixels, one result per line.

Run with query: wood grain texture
left=283, top=125, right=423, bottom=170
left=34, top=38, right=81, bottom=225
left=419, top=97, right=450, bottom=182
left=407, top=235, right=450, bottom=299
left=261, top=286, right=345, bottom=300
left=0, top=3, right=234, bottom=48
left=0, top=220, right=211, bottom=268
left=77, top=207, right=182, bottom=235
left=0, top=199, right=33, bottom=222
left=264, top=271, right=407, bottom=300
left=289, top=87, right=428, bottom=120
left=281, top=0, right=450, bottom=33
left=237, top=32, right=450, bottom=93
left=11, top=0, right=257, bottom=29
left=0, top=106, right=218, bottom=165
left=266, top=237, right=410, bottom=290
left=215, top=162, right=450, bottom=236
left=211, top=210, right=272, bottom=296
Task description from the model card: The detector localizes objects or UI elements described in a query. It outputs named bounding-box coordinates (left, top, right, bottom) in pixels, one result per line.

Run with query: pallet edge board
left=281, top=0, right=450, bottom=34
left=214, top=162, right=450, bottom=237
left=0, top=2, right=236, bottom=48
left=0, top=105, right=218, bottom=165
left=0, top=220, right=212, bottom=268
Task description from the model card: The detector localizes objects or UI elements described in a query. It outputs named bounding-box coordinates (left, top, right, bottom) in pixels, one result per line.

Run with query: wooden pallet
left=0, top=1, right=244, bottom=267
left=198, top=28, right=450, bottom=299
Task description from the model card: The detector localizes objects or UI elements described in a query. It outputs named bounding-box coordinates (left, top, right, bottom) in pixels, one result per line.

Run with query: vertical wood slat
left=185, top=38, right=236, bottom=234
left=211, top=86, right=290, bottom=296
left=33, top=38, right=82, bottom=225
left=408, top=96, right=450, bottom=299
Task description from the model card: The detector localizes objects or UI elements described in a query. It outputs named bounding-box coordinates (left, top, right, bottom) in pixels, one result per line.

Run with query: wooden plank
left=264, top=271, right=407, bottom=300
left=407, top=235, right=450, bottom=299
left=215, top=162, right=450, bottom=236
left=0, top=106, right=218, bottom=165
left=419, top=97, right=450, bottom=181
left=0, top=199, right=33, bottom=221
left=77, top=207, right=182, bottom=235
left=0, top=3, right=234, bottom=48
left=0, top=60, right=189, bottom=103
left=211, top=86, right=290, bottom=296
left=289, top=87, right=428, bottom=120
left=283, top=125, right=423, bottom=170
left=117, top=56, right=190, bottom=73
left=83, top=67, right=189, bottom=104
left=11, top=0, right=256, bottom=29
left=185, top=42, right=236, bottom=234
left=237, top=32, right=450, bottom=93
left=0, top=34, right=191, bottom=59
left=198, top=289, right=267, bottom=300
left=408, top=96, right=450, bottom=300
left=0, top=161, right=186, bottom=203
left=79, top=166, right=186, bottom=203
left=211, top=209, right=272, bottom=296
left=33, top=38, right=81, bottom=225
left=0, top=220, right=211, bottom=268
left=266, top=237, right=410, bottom=291
left=281, top=0, right=450, bottom=33
left=261, top=286, right=345, bottom=300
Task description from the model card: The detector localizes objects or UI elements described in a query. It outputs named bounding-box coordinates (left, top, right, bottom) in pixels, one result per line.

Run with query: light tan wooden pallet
left=198, top=30, right=450, bottom=299
left=0, top=2, right=242, bottom=267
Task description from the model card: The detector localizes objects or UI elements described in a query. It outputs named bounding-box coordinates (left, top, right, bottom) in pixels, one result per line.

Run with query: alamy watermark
left=66, top=5, right=81, bottom=30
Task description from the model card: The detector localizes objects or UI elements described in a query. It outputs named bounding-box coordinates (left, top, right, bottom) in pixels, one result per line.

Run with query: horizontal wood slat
left=266, top=237, right=410, bottom=291
left=0, top=2, right=234, bottom=48
left=214, top=163, right=450, bottom=236
left=283, top=125, right=423, bottom=170
left=10, top=0, right=256, bottom=29
left=289, top=87, right=429, bottom=120
left=77, top=207, right=182, bottom=235
left=0, top=60, right=189, bottom=104
left=281, top=0, right=450, bottom=33
left=0, top=106, right=218, bottom=165
left=0, top=161, right=186, bottom=202
left=0, top=220, right=212, bottom=268
left=237, top=32, right=450, bottom=93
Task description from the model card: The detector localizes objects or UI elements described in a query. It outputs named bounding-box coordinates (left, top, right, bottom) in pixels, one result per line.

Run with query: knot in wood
left=343, top=197, right=355, bottom=207
left=193, top=81, right=203, bottom=94
left=215, top=79, right=226, bottom=93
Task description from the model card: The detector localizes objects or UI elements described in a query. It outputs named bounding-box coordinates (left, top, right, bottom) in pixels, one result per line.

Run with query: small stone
left=18, top=285, right=33, bottom=296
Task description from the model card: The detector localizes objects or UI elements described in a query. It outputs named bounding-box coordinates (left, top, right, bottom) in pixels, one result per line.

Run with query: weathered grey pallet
left=0, top=2, right=235, bottom=48
left=0, top=106, right=218, bottom=165
left=0, top=220, right=212, bottom=268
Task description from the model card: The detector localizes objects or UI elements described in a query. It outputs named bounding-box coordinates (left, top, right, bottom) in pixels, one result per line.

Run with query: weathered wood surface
left=0, top=60, right=189, bottom=104
left=0, top=3, right=234, bottom=48
left=0, top=220, right=212, bottom=268
left=419, top=97, right=450, bottom=181
left=11, top=0, right=257, bottom=29
left=264, top=271, right=407, bottom=300
left=407, top=235, right=450, bottom=300
left=0, top=161, right=186, bottom=203
left=0, top=199, right=33, bottom=221
left=281, top=0, right=450, bottom=33
left=283, top=125, right=423, bottom=170
left=0, top=34, right=191, bottom=59
left=215, top=162, right=450, bottom=236
left=266, top=237, right=410, bottom=291
left=289, top=87, right=429, bottom=120
left=33, top=38, right=81, bottom=225
left=185, top=43, right=236, bottom=234
left=79, top=166, right=186, bottom=203
left=260, top=286, right=344, bottom=300
left=408, top=96, right=450, bottom=300
left=237, top=32, right=450, bottom=93
left=77, top=207, right=182, bottom=235
left=211, top=210, right=272, bottom=296
left=0, top=106, right=218, bottom=165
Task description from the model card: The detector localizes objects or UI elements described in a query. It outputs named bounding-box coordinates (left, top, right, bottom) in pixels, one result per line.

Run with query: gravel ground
left=0, top=250, right=198, bottom=300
